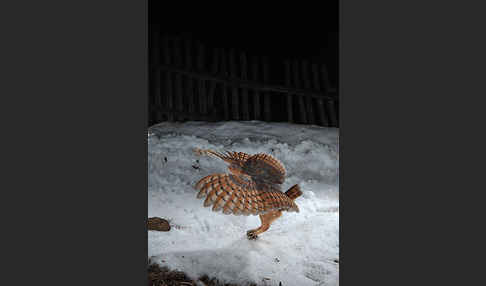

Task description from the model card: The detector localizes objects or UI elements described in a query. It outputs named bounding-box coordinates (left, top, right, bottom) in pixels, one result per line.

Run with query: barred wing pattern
left=195, top=152, right=299, bottom=215
left=194, top=149, right=250, bottom=167
left=225, top=151, right=251, bottom=166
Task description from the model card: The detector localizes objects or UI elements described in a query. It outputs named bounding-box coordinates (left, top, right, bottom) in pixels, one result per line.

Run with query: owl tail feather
left=285, top=184, right=302, bottom=200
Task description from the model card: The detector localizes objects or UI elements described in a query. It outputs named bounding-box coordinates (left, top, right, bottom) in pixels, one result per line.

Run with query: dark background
left=149, top=2, right=338, bottom=85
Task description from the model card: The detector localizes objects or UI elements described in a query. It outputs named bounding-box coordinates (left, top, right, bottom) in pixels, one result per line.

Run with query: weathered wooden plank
left=321, top=64, right=331, bottom=90
left=240, top=51, right=249, bottom=120
left=229, top=49, right=239, bottom=120
left=326, top=99, right=338, bottom=127
left=148, top=31, right=155, bottom=124
left=206, top=48, right=219, bottom=111
left=185, top=75, right=195, bottom=115
left=154, top=69, right=162, bottom=122
left=182, top=38, right=195, bottom=119
left=312, top=63, right=328, bottom=126
left=292, top=59, right=307, bottom=124
left=148, top=31, right=157, bottom=124
left=251, top=56, right=261, bottom=120
left=311, top=63, right=321, bottom=90
left=174, top=74, right=184, bottom=119
left=165, top=70, right=174, bottom=121
left=199, top=80, right=207, bottom=115
left=196, top=42, right=207, bottom=114
left=161, top=36, right=174, bottom=121
left=262, top=57, right=271, bottom=121
left=148, top=73, right=154, bottom=125
left=220, top=49, right=229, bottom=120
left=334, top=99, right=339, bottom=127
left=172, top=37, right=184, bottom=119
left=152, top=32, right=162, bottom=122
left=156, top=64, right=337, bottom=99
left=321, top=64, right=337, bottom=126
left=316, top=99, right=328, bottom=126
left=222, top=84, right=229, bottom=121
left=174, top=73, right=183, bottom=113
left=302, top=60, right=315, bottom=125
left=284, top=60, right=293, bottom=123
left=301, top=60, right=311, bottom=89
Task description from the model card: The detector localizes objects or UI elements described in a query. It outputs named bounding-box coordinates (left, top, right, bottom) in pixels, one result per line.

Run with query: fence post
left=185, top=76, right=195, bottom=118
left=148, top=30, right=155, bottom=125
left=152, top=31, right=163, bottom=122
left=327, top=98, right=338, bottom=127
left=262, top=57, right=271, bottom=121
left=292, top=59, right=307, bottom=124
left=284, top=60, right=293, bottom=123
left=334, top=100, right=339, bottom=127
left=302, top=60, right=315, bottom=125
left=196, top=42, right=207, bottom=117
left=229, top=49, right=239, bottom=120
left=206, top=47, right=219, bottom=117
left=311, top=63, right=328, bottom=126
left=240, top=51, right=250, bottom=120
left=152, top=34, right=336, bottom=126
left=162, top=36, right=174, bottom=121
left=251, top=56, right=261, bottom=120
left=220, top=49, right=229, bottom=120
left=321, top=64, right=337, bottom=127
left=184, top=38, right=195, bottom=119
left=173, top=37, right=183, bottom=119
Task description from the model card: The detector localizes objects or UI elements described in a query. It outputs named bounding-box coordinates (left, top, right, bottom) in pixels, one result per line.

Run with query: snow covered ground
left=148, top=121, right=339, bottom=286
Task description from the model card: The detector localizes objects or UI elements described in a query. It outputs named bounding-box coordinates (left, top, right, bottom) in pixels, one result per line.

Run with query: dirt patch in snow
left=148, top=263, right=193, bottom=286
left=148, top=263, right=259, bottom=286
left=148, top=217, right=171, bottom=231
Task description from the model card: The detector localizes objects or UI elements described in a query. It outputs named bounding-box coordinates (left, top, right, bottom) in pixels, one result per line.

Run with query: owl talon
left=247, top=230, right=258, bottom=240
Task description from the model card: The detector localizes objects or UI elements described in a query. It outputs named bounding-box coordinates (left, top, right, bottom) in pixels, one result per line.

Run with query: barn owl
left=193, top=148, right=302, bottom=240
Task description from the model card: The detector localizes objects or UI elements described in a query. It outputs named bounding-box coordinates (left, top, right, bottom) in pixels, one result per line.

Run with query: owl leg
left=246, top=210, right=282, bottom=240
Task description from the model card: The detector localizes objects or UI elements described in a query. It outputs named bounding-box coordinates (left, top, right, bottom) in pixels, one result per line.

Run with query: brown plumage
left=193, top=148, right=303, bottom=239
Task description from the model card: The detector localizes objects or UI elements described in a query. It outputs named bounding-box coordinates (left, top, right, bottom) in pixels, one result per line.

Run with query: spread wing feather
left=194, top=150, right=298, bottom=215
left=195, top=173, right=299, bottom=215
left=196, top=149, right=250, bottom=167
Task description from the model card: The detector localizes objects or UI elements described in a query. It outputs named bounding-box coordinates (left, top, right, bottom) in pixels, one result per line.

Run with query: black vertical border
left=2, top=0, right=148, bottom=285
left=341, top=1, right=486, bottom=285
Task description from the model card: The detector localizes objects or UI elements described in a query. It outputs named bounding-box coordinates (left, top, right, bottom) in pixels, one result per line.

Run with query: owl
left=193, top=148, right=302, bottom=240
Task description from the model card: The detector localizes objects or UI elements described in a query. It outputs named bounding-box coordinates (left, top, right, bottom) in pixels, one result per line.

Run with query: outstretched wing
left=194, top=149, right=250, bottom=167
left=195, top=172, right=298, bottom=215
left=242, top=153, right=286, bottom=185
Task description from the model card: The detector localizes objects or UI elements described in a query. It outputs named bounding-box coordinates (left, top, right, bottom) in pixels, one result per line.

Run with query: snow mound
left=148, top=121, right=339, bottom=286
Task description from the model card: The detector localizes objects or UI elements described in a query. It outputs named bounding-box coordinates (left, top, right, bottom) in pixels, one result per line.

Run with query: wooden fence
left=149, top=34, right=338, bottom=127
